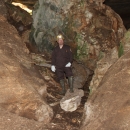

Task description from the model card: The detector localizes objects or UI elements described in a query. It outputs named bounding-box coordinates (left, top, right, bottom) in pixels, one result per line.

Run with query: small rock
left=60, top=88, right=84, bottom=112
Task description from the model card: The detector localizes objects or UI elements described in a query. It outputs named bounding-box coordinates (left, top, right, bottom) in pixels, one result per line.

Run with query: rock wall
left=0, top=2, right=53, bottom=123
left=80, top=42, right=130, bottom=130
left=30, top=0, right=126, bottom=69
left=89, top=29, right=130, bottom=94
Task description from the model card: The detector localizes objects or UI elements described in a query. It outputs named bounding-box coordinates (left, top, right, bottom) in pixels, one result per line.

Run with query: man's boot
left=59, top=79, right=66, bottom=95
left=68, top=76, right=74, bottom=93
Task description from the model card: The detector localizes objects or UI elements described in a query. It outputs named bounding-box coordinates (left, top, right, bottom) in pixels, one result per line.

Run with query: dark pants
left=56, top=67, right=73, bottom=80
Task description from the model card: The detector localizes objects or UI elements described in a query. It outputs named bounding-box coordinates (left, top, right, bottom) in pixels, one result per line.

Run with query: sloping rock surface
left=0, top=3, right=53, bottom=123
left=81, top=47, right=130, bottom=130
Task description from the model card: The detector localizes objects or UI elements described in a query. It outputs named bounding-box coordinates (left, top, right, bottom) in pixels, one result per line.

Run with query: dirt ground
left=45, top=77, right=89, bottom=130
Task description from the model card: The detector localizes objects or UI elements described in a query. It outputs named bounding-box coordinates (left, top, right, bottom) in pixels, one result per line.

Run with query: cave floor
left=46, top=83, right=89, bottom=130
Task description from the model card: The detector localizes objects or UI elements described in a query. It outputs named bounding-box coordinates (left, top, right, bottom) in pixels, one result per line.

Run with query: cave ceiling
left=10, top=0, right=130, bottom=29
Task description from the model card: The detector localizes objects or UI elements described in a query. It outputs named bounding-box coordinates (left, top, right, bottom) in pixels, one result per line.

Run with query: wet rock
left=60, top=88, right=84, bottom=112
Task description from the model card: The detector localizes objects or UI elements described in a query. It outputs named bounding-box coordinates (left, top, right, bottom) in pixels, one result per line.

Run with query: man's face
left=57, top=38, right=64, bottom=45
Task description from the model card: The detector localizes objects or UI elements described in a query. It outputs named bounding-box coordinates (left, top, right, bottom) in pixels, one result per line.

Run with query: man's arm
left=51, top=48, right=56, bottom=66
left=69, top=47, right=73, bottom=63
left=51, top=48, right=56, bottom=72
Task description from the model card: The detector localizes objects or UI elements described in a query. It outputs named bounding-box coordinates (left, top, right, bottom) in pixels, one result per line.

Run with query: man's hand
left=65, top=62, right=71, bottom=67
left=51, top=65, right=56, bottom=72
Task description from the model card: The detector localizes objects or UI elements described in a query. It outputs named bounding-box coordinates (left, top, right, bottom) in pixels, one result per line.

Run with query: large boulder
left=30, top=0, right=126, bottom=69
left=80, top=46, right=130, bottom=130
left=0, top=6, right=53, bottom=123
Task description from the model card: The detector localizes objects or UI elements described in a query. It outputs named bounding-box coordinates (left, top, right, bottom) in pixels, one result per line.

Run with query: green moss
left=35, top=28, right=41, bottom=37
left=89, top=87, right=92, bottom=95
left=98, top=51, right=104, bottom=60
left=118, top=42, right=124, bottom=58
left=74, top=34, right=89, bottom=60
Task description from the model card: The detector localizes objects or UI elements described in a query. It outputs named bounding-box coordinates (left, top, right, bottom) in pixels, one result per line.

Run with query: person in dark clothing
left=51, top=34, right=74, bottom=95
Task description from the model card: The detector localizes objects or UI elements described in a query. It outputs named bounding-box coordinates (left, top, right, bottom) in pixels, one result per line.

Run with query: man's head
left=57, top=34, right=64, bottom=46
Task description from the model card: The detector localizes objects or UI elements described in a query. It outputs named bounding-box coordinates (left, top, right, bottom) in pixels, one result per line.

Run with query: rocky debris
left=0, top=10, right=53, bottom=123
left=60, top=88, right=84, bottom=112
left=0, top=106, right=48, bottom=130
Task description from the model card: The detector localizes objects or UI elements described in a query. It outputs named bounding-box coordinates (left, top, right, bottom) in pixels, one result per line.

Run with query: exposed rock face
left=80, top=36, right=130, bottom=130
left=89, top=46, right=118, bottom=94
left=72, top=61, right=91, bottom=89
left=0, top=3, right=53, bottom=123
left=0, top=0, right=7, bottom=17
left=30, top=0, right=125, bottom=69
left=89, top=29, right=130, bottom=94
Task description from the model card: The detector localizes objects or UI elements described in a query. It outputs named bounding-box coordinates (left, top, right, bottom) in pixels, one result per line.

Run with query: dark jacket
left=51, top=44, right=73, bottom=68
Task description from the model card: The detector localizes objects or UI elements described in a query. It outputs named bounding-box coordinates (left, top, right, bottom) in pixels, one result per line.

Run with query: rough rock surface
left=121, top=29, right=130, bottom=53
left=60, top=88, right=84, bottom=112
left=0, top=106, right=47, bottom=130
left=89, top=29, right=130, bottom=94
left=81, top=46, right=130, bottom=130
left=0, top=5, right=53, bottom=124
left=89, top=47, right=119, bottom=94
left=30, top=0, right=126, bottom=69
left=72, top=61, right=91, bottom=89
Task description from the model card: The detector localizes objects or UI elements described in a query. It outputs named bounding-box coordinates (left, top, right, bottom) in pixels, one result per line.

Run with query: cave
left=0, top=0, right=130, bottom=130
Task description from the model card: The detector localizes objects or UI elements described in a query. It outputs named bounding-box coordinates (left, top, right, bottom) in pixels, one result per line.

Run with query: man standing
left=51, top=34, right=74, bottom=95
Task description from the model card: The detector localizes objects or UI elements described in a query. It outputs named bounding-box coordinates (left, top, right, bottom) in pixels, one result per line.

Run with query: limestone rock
left=89, top=47, right=119, bottom=94
left=81, top=49, right=130, bottom=130
left=90, top=29, right=130, bottom=94
left=30, top=0, right=125, bottom=69
left=60, top=88, right=84, bottom=112
left=0, top=13, right=53, bottom=123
